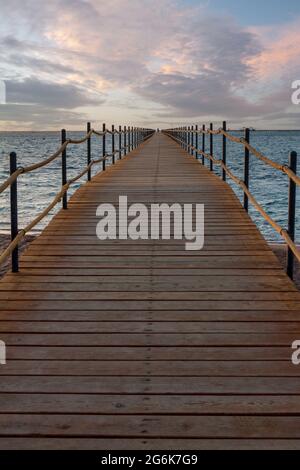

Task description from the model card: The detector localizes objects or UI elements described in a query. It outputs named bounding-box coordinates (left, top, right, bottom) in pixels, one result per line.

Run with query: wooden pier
left=0, top=132, right=300, bottom=449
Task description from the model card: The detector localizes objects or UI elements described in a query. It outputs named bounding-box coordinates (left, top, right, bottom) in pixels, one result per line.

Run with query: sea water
left=0, top=130, right=300, bottom=242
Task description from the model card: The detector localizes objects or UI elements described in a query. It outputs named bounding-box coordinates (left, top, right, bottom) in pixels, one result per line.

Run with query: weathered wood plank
left=0, top=438, right=299, bottom=450
left=0, top=415, right=300, bottom=438
left=0, top=275, right=295, bottom=291
left=1, top=393, right=300, bottom=414
left=0, top=332, right=298, bottom=346
left=0, top=360, right=299, bottom=376
left=1, top=376, right=300, bottom=394
left=0, top=321, right=300, bottom=333
left=5, top=346, right=293, bottom=360
left=0, top=309, right=299, bottom=321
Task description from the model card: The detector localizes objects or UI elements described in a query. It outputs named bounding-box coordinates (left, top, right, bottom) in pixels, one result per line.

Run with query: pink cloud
left=246, top=21, right=300, bottom=80
left=1, top=0, right=300, bottom=128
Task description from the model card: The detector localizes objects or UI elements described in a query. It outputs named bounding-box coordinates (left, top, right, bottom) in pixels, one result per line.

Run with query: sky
left=0, top=0, right=300, bottom=130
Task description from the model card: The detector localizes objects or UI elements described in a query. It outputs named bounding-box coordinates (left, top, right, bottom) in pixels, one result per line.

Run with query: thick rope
left=165, top=128, right=300, bottom=187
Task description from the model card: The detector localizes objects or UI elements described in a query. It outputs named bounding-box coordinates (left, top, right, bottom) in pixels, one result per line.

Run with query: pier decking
left=0, top=132, right=300, bottom=449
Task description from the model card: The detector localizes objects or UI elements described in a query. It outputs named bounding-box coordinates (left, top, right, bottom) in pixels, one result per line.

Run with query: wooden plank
left=5, top=346, right=293, bottom=360
left=0, top=275, right=296, bottom=291
left=1, top=291, right=299, bottom=300
left=19, top=255, right=279, bottom=266
left=1, top=376, right=300, bottom=394
left=0, top=332, right=298, bottom=346
left=0, top=415, right=300, bottom=438
left=1, top=393, right=300, bottom=414
left=9, top=268, right=284, bottom=275
left=1, top=300, right=300, bottom=310
left=0, top=438, right=299, bottom=450
left=0, top=309, right=300, bottom=321
left=0, top=321, right=300, bottom=333
left=0, top=360, right=299, bottom=376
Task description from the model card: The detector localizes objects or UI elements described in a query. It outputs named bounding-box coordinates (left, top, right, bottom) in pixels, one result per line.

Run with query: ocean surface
left=1, top=130, right=300, bottom=242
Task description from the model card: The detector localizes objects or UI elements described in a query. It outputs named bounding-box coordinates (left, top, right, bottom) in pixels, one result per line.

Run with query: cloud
left=6, top=78, right=105, bottom=108
left=0, top=103, right=86, bottom=128
left=246, top=21, right=300, bottom=81
left=0, top=0, right=300, bottom=128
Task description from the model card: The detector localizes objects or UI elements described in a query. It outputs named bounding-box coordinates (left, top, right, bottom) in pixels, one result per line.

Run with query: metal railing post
left=9, top=151, right=18, bottom=272
left=124, top=126, right=127, bottom=156
left=195, top=125, right=198, bottom=159
left=61, top=129, right=67, bottom=209
left=209, top=123, right=213, bottom=171
left=132, top=126, right=134, bottom=150
left=128, top=125, right=131, bottom=152
left=191, top=125, right=194, bottom=156
left=102, top=123, right=106, bottom=171
left=119, top=125, right=122, bottom=159
left=287, top=151, right=297, bottom=279
left=112, top=124, right=115, bottom=164
left=244, top=128, right=250, bottom=212
left=87, top=122, right=91, bottom=181
left=202, top=125, right=205, bottom=165
left=222, top=121, right=227, bottom=182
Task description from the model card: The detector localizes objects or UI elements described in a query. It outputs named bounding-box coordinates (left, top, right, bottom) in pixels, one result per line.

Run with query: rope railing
left=0, top=127, right=135, bottom=192
left=163, top=123, right=299, bottom=280
left=168, top=126, right=300, bottom=187
left=0, top=129, right=98, bottom=193
left=0, top=123, right=155, bottom=272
